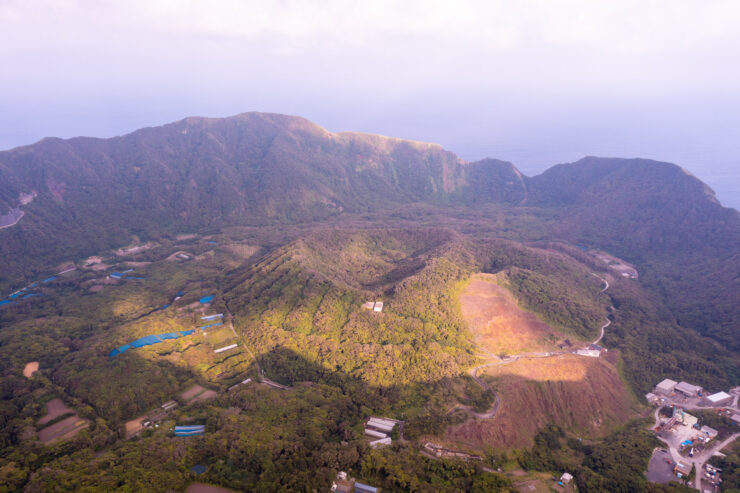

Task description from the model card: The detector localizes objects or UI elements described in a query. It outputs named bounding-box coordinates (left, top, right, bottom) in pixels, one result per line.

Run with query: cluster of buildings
left=649, top=378, right=735, bottom=407
left=331, top=472, right=380, bottom=493
left=364, top=417, right=397, bottom=448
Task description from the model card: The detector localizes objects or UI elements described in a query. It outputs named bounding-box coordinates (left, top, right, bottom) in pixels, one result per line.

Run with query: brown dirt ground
left=181, top=384, right=206, bottom=402
left=38, top=415, right=90, bottom=444
left=460, top=273, right=564, bottom=354
left=192, top=390, right=218, bottom=403
left=186, top=484, right=236, bottom=493
left=23, top=361, right=39, bottom=378
left=125, top=416, right=147, bottom=439
left=38, top=398, right=75, bottom=425
left=445, top=354, right=635, bottom=449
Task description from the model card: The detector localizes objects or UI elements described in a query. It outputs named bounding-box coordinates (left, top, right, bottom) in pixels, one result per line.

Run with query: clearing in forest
left=459, top=273, right=565, bottom=354
left=446, top=354, right=634, bottom=449
left=181, top=384, right=218, bottom=404
left=23, top=361, right=39, bottom=378
left=37, top=398, right=74, bottom=425
left=37, top=398, right=90, bottom=444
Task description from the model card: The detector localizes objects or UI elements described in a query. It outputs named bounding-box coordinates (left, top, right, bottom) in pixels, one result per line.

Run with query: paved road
left=590, top=273, right=611, bottom=345
left=651, top=406, right=740, bottom=491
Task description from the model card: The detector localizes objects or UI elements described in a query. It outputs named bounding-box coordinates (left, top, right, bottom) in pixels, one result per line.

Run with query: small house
left=560, top=472, right=573, bottom=484
left=673, top=461, right=691, bottom=478
left=645, top=393, right=659, bottom=404
left=700, top=426, right=718, bottom=439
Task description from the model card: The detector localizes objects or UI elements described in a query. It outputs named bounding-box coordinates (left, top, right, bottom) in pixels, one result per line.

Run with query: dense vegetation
left=0, top=113, right=738, bottom=491
left=513, top=421, right=693, bottom=492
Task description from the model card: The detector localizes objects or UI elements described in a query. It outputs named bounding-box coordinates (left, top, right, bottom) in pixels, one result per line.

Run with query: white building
left=369, top=437, right=392, bottom=448
left=704, top=391, right=732, bottom=407
left=675, top=381, right=703, bottom=397
left=645, top=393, right=659, bottom=404
left=655, top=379, right=677, bottom=395
left=576, top=349, right=600, bottom=357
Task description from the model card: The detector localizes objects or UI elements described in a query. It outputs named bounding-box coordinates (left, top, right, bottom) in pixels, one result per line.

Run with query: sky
left=1, top=0, right=739, bottom=209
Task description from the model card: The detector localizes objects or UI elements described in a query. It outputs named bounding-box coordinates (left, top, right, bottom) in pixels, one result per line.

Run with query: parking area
left=646, top=449, right=676, bottom=484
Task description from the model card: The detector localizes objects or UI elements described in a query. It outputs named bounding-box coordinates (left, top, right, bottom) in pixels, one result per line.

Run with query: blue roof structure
left=109, top=330, right=196, bottom=357
left=199, top=295, right=215, bottom=304
left=9, top=292, right=21, bottom=299
left=0, top=300, right=11, bottom=307
left=174, top=425, right=205, bottom=437
left=190, top=465, right=206, bottom=475
left=160, top=304, right=170, bottom=310
left=354, top=482, right=379, bottom=493
left=42, top=276, right=57, bottom=283
left=177, top=291, right=184, bottom=297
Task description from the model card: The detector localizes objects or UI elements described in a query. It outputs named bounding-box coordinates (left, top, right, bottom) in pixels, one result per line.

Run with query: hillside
left=0, top=112, right=737, bottom=491
left=1, top=114, right=737, bottom=354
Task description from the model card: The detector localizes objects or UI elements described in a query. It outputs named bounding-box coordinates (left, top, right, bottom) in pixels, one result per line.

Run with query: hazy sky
left=2, top=0, right=739, bottom=208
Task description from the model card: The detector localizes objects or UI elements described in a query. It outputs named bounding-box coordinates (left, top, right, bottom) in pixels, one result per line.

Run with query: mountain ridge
left=0, top=112, right=737, bottom=352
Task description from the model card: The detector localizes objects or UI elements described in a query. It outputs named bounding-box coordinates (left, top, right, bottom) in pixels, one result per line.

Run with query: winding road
left=452, top=271, right=614, bottom=421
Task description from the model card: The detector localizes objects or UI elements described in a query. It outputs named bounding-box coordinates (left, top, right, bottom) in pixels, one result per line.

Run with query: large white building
left=674, top=381, right=703, bottom=397
left=704, top=391, right=732, bottom=407
left=655, top=379, right=677, bottom=395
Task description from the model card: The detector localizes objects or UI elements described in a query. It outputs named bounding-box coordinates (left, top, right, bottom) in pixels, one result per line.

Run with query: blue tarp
left=130, top=335, right=161, bottom=348
left=174, top=430, right=204, bottom=437
left=42, top=276, right=57, bottom=283
left=160, top=304, right=170, bottom=310
left=110, top=272, right=125, bottom=279
left=0, top=300, right=11, bottom=306
left=21, top=293, right=37, bottom=299
left=190, top=465, right=206, bottom=475
left=127, top=277, right=145, bottom=280
left=177, top=291, right=184, bottom=297
left=29, top=283, right=37, bottom=288
left=200, top=322, right=223, bottom=330
left=109, top=330, right=196, bottom=357
left=9, top=292, right=21, bottom=299
left=174, top=425, right=205, bottom=437
left=207, top=240, right=217, bottom=244
left=199, top=295, right=215, bottom=304
left=354, top=482, right=379, bottom=493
